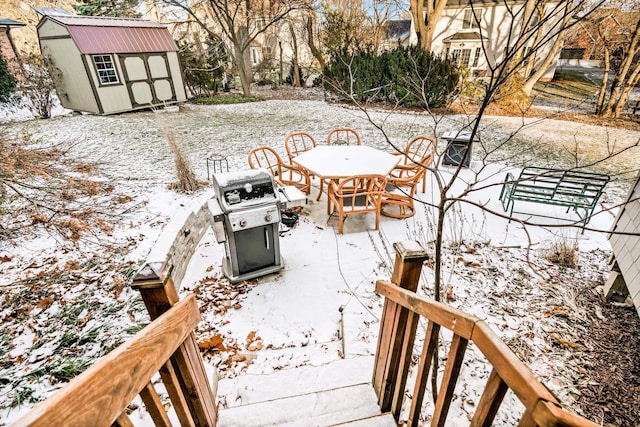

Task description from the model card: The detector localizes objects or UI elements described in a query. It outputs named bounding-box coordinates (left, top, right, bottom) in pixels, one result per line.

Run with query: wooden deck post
left=373, top=241, right=430, bottom=416
left=132, top=262, right=218, bottom=427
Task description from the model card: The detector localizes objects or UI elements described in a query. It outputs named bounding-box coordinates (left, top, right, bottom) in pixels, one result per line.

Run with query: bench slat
left=499, top=167, right=609, bottom=231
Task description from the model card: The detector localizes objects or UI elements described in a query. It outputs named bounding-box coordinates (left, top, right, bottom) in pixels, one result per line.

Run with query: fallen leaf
left=36, top=297, right=55, bottom=309
left=0, top=255, right=12, bottom=263
left=198, top=335, right=226, bottom=351
left=231, top=353, right=246, bottom=362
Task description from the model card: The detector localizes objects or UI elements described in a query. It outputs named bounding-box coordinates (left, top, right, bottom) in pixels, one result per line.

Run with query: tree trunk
left=305, top=14, right=325, bottom=68
left=411, top=0, right=447, bottom=51
left=288, top=20, right=301, bottom=87
left=596, top=46, right=610, bottom=115
left=602, top=17, right=640, bottom=117
left=145, top=0, right=160, bottom=21
left=613, top=62, right=640, bottom=117
left=424, top=0, right=448, bottom=51
left=233, top=32, right=252, bottom=96
left=410, top=0, right=425, bottom=48
left=522, top=4, right=545, bottom=79
left=522, top=1, right=572, bottom=96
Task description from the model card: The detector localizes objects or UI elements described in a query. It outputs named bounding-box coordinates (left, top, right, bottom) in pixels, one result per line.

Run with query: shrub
left=285, top=64, right=304, bottom=87
left=323, top=46, right=460, bottom=109
left=545, top=236, right=578, bottom=268
left=492, top=73, right=531, bottom=112
left=0, top=54, right=16, bottom=103
left=178, top=35, right=228, bottom=98
left=19, top=53, right=59, bottom=119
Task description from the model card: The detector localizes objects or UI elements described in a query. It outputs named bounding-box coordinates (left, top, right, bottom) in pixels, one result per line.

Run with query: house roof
left=384, top=20, right=412, bottom=41
left=38, top=15, right=177, bottom=54
left=0, top=17, right=26, bottom=28
left=33, top=7, right=73, bottom=17
left=443, top=31, right=486, bottom=42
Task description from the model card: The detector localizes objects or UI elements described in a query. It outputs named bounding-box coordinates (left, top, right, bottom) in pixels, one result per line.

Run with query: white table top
left=292, top=145, right=400, bottom=179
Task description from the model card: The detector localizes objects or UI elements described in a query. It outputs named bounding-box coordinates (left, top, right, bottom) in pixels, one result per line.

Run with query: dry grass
left=166, top=130, right=202, bottom=193
left=545, top=236, right=579, bottom=268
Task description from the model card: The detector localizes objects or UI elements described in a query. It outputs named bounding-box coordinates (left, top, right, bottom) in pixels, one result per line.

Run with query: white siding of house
left=609, top=174, right=640, bottom=318
left=430, top=2, right=562, bottom=79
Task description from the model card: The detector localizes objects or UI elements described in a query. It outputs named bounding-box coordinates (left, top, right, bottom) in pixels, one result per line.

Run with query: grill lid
left=212, top=169, right=278, bottom=212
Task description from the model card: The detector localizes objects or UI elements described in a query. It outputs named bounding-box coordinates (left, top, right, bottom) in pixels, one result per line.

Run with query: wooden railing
left=12, top=262, right=217, bottom=427
left=373, top=241, right=599, bottom=427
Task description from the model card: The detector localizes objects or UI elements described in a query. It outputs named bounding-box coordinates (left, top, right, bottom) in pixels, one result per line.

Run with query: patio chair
left=381, top=164, right=426, bottom=219
left=284, top=131, right=325, bottom=200
left=328, top=174, right=387, bottom=234
left=248, top=146, right=311, bottom=194
left=284, top=131, right=318, bottom=161
left=326, top=127, right=362, bottom=146
left=390, top=135, right=436, bottom=193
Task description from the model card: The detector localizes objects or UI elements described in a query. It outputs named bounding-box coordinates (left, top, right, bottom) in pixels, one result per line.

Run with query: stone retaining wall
left=145, top=190, right=216, bottom=288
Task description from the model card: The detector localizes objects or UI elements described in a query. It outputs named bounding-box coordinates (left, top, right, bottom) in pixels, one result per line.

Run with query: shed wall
left=85, top=55, right=133, bottom=113
left=38, top=19, right=69, bottom=38
left=38, top=25, right=100, bottom=114
left=167, top=51, right=186, bottom=102
left=610, top=175, right=640, bottom=318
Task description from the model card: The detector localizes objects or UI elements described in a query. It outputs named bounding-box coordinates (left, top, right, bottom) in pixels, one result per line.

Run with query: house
left=420, top=0, right=563, bottom=80
left=380, top=20, right=413, bottom=51
left=37, top=15, right=187, bottom=115
left=561, top=9, right=640, bottom=67
left=0, top=17, right=25, bottom=75
left=606, top=172, right=640, bottom=318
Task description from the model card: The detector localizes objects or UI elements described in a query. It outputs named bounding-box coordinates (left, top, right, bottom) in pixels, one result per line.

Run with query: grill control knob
left=265, top=214, right=273, bottom=222
left=239, top=219, right=247, bottom=227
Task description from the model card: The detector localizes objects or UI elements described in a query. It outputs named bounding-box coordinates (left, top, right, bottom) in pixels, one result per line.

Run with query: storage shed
left=607, top=172, right=640, bottom=318
left=37, top=15, right=186, bottom=115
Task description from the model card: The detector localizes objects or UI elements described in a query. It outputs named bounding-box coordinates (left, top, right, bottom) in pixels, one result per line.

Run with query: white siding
left=609, top=173, right=640, bottom=318
left=430, top=2, right=562, bottom=79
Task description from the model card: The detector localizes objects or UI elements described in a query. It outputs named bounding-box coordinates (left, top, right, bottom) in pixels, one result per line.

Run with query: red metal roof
left=43, top=16, right=177, bottom=54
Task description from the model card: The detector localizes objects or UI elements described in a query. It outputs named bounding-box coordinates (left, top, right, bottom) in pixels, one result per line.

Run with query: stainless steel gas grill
left=209, top=169, right=284, bottom=283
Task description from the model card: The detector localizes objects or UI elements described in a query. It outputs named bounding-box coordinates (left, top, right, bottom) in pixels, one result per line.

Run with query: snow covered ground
left=0, top=99, right=638, bottom=425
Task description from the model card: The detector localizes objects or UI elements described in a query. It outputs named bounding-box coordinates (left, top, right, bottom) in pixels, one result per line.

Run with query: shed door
left=120, top=53, right=176, bottom=108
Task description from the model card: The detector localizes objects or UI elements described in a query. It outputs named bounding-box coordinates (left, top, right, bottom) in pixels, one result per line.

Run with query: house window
left=250, top=47, right=260, bottom=66
left=93, top=55, right=119, bottom=85
left=463, top=8, right=481, bottom=29
left=472, top=47, right=481, bottom=67
left=452, top=48, right=472, bottom=67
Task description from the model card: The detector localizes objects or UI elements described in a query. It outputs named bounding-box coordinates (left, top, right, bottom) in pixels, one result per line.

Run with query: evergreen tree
left=73, top=0, right=141, bottom=18
left=0, top=54, right=16, bottom=103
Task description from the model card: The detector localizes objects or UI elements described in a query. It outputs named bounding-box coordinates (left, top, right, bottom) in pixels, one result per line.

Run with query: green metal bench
left=499, top=167, right=610, bottom=231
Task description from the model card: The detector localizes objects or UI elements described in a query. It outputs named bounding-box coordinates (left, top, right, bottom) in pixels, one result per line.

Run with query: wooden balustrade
left=11, top=262, right=218, bottom=427
left=373, top=241, right=599, bottom=427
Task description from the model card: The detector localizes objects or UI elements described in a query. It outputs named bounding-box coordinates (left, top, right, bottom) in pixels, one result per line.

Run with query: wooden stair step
left=331, top=412, right=397, bottom=426
left=217, top=383, right=391, bottom=426
left=217, top=356, right=375, bottom=408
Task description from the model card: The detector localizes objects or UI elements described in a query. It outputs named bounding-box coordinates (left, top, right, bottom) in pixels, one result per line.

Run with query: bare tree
left=596, top=2, right=640, bottom=117
left=160, top=0, right=308, bottom=96
left=324, top=0, right=636, bottom=405
left=410, top=0, right=447, bottom=51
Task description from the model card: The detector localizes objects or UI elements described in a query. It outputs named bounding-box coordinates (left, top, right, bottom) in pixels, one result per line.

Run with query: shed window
left=93, top=55, right=119, bottom=85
